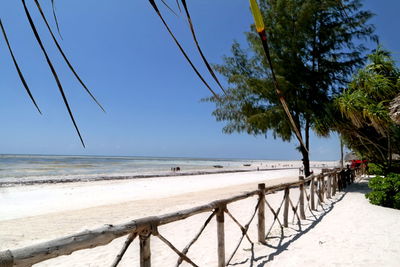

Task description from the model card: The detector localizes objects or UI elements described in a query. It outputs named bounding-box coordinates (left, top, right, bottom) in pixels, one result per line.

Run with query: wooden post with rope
left=139, top=229, right=151, bottom=267
left=319, top=177, right=324, bottom=203
left=332, top=173, right=337, bottom=196
left=311, top=176, right=315, bottom=210
left=216, top=205, right=225, bottom=267
left=299, top=177, right=306, bottom=220
left=283, top=187, right=290, bottom=227
left=257, top=183, right=266, bottom=244
left=327, top=174, right=332, bottom=199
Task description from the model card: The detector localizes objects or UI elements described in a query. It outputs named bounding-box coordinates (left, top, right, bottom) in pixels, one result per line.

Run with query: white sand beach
left=1, top=166, right=399, bottom=266
left=270, top=178, right=400, bottom=267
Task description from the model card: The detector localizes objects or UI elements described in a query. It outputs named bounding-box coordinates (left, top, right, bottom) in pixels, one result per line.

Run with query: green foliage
left=205, top=0, right=375, bottom=175
left=336, top=47, right=399, bottom=134
left=366, top=173, right=400, bottom=209
left=334, top=47, right=400, bottom=165
left=367, top=163, right=384, bottom=175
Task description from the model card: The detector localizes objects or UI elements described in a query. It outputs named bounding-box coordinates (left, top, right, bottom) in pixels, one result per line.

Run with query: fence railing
left=0, top=167, right=363, bottom=267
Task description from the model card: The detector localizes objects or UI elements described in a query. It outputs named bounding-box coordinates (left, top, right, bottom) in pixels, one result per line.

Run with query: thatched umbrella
left=390, top=94, right=400, bottom=124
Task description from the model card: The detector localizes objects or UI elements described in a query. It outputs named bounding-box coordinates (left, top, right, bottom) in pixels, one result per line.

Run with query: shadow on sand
left=228, top=178, right=370, bottom=267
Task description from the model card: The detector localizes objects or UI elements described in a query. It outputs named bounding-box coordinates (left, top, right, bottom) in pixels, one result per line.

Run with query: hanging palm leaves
left=33, top=0, right=105, bottom=113
left=147, top=0, right=225, bottom=100
left=4, top=0, right=228, bottom=147
left=50, top=0, right=62, bottom=39
left=0, top=0, right=105, bottom=147
left=1, top=0, right=373, bottom=155
left=0, top=19, right=41, bottom=114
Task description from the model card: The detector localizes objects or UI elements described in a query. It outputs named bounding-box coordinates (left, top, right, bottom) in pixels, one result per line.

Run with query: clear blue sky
left=0, top=0, right=399, bottom=160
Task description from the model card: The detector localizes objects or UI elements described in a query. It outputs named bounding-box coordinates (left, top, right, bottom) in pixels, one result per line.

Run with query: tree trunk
left=301, top=146, right=311, bottom=177
left=301, top=119, right=311, bottom=177
left=388, top=131, right=392, bottom=171
left=340, top=137, right=344, bottom=168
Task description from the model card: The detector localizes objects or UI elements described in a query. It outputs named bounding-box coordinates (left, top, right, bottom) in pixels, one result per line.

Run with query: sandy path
left=270, top=178, right=400, bottom=267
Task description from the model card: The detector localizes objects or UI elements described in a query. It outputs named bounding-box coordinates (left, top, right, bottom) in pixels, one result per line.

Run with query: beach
left=2, top=161, right=399, bottom=266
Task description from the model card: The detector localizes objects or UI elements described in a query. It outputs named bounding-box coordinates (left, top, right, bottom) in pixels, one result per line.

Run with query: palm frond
left=0, top=19, right=41, bottom=114
left=180, top=0, right=226, bottom=94
left=175, top=0, right=181, bottom=13
left=51, top=0, right=62, bottom=39
left=34, top=0, right=105, bottom=113
left=160, top=0, right=179, bottom=16
left=21, top=0, right=85, bottom=147
left=148, top=0, right=220, bottom=100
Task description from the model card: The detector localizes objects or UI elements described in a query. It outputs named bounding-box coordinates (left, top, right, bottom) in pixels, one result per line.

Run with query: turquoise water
left=0, top=154, right=271, bottom=184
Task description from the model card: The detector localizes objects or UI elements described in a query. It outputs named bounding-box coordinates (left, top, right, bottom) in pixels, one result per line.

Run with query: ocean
left=0, top=154, right=290, bottom=185
left=0, top=154, right=338, bottom=186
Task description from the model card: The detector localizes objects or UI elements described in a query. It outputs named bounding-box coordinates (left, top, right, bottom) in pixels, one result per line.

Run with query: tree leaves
left=206, top=0, right=376, bottom=173
left=335, top=47, right=400, bottom=165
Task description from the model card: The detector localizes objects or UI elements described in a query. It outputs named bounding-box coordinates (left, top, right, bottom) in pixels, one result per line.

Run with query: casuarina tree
left=205, top=0, right=376, bottom=176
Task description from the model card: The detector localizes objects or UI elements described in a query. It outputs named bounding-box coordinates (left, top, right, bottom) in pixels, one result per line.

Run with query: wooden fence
left=0, top=167, right=363, bottom=267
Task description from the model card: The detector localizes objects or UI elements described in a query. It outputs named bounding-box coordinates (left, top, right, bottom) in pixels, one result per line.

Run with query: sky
left=0, top=0, right=399, bottom=160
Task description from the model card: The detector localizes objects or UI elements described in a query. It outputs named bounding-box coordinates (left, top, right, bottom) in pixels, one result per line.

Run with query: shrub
left=367, top=163, right=385, bottom=175
left=366, top=173, right=400, bottom=209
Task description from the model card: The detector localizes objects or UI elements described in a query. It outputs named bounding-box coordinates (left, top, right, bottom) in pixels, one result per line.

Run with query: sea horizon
left=0, top=154, right=339, bottom=186
left=0, top=153, right=339, bottom=162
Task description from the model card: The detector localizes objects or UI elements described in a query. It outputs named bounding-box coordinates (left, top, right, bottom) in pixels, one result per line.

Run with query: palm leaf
left=180, top=0, right=226, bottom=94
left=148, top=0, right=220, bottom=100
left=51, top=0, right=63, bottom=39
left=0, top=19, right=42, bottom=114
left=160, top=0, right=178, bottom=16
left=34, top=0, right=105, bottom=113
left=175, top=0, right=181, bottom=13
left=21, top=0, right=85, bottom=147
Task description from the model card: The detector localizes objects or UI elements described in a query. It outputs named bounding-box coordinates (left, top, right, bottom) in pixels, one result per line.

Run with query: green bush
left=367, top=163, right=385, bottom=175
left=366, top=173, right=400, bottom=209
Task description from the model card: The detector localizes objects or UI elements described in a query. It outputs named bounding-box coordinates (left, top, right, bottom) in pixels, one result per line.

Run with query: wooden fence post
left=0, top=250, right=13, bottom=267
left=319, top=177, right=324, bottom=203
left=327, top=175, right=332, bottom=199
left=332, top=173, right=337, bottom=196
left=139, top=230, right=151, bottom=267
left=258, top=184, right=266, bottom=244
left=299, top=178, right=305, bottom=220
left=217, top=205, right=225, bottom=267
left=283, top=187, right=289, bottom=227
left=311, top=177, right=315, bottom=211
